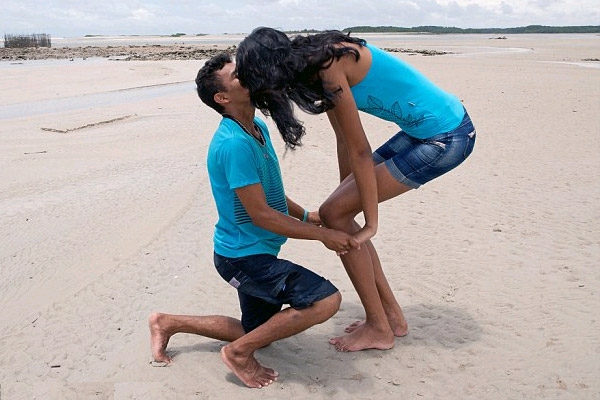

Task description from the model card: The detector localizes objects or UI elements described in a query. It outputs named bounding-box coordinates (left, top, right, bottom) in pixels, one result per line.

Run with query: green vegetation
left=4, top=33, right=51, bottom=48
left=170, top=33, right=186, bottom=37
left=286, top=29, right=328, bottom=34
left=342, top=25, right=600, bottom=34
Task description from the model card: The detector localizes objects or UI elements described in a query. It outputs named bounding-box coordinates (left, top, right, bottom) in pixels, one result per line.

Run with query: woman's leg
left=320, top=163, right=412, bottom=351
left=344, top=234, right=409, bottom=336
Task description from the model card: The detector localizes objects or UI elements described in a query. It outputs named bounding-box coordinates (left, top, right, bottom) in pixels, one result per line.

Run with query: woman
left=235, top=27, right=476, bottom=351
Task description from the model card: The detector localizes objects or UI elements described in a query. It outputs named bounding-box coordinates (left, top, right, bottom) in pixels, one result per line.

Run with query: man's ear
left=214, top=92, right=229, bottom=105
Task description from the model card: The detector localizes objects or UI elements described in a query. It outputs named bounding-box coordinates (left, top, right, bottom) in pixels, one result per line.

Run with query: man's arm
left=285, top=196, right=321, bottom=225
left=235, top=183, right=357, bottom=253
left=285, top=195, right=305, bottom=221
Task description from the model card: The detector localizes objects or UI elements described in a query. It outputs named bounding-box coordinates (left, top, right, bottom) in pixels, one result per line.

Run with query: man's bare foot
left=148, top=313, right=174, bottom=364
left=221, top=345, right=278, bottom=388
left=345, top=319, right=409, bottom=337
left=329, top=323, right=395, bottom=352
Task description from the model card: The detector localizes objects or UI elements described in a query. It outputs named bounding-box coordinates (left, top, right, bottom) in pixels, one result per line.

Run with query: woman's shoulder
left=323, top=43, right=371, bottom=86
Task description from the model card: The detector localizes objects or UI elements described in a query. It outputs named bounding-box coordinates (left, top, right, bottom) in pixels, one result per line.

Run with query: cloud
left=130, top=8, right=156, bottom=22
left=0, top=0, right=598, bottom=37
left=499, top=2, right=515, bottom=15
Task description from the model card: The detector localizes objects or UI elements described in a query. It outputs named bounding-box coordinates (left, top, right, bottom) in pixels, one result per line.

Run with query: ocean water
left=34, top=32, right=600, bottom=48
left=30, top=34, right=246, bottom=48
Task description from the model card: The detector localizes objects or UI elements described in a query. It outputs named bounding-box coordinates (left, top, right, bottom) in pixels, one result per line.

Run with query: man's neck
left=223, top=107, right=257, bottom=135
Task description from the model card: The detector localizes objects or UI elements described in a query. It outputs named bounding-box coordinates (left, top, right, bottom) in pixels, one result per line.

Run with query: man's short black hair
left=195, top=52, right=233, bottom=114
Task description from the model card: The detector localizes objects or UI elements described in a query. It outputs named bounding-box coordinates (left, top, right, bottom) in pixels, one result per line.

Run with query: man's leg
left=149, top=313, right=246, bottom=364
left=221, top=291, right=341, bottom=388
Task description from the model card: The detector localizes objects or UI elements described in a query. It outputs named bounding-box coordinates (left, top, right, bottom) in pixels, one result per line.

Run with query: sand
left=0, top=34, right=599, bottom=399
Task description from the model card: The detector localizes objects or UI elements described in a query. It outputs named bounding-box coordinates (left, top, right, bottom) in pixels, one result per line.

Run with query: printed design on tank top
left=363, top=95, right=426, bottom=128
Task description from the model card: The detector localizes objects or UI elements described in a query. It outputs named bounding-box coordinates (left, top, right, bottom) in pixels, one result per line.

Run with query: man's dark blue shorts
left=214, top=252, right=339, bottom=333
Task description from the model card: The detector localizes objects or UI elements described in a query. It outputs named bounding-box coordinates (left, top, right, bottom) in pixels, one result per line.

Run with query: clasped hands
left=306, top=210, right=374, bottom=256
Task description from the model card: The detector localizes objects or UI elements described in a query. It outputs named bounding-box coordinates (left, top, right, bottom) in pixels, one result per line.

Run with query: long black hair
left=236, top=27, right=365, bottom=148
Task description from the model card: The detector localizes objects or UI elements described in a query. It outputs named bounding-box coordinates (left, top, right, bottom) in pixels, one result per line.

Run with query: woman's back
left=349, top=43, right=464, bottom=138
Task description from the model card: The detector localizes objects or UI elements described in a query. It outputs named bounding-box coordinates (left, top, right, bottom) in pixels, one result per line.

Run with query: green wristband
left=302, top=209, right=308, bottom=222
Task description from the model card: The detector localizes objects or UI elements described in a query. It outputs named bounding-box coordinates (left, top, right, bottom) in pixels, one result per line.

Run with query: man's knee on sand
left=284, top=291, right=341, bottom=327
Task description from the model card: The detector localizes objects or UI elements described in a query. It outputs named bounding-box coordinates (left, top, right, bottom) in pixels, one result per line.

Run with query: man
left=149, top=53, right=358, bottom=389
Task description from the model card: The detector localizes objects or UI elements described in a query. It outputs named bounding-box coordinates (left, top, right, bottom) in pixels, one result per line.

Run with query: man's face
left=217, top=62, right=250, bottom=104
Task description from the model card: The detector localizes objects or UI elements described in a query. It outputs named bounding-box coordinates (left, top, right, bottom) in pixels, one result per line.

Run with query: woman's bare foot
left=345, top=318, right=409, bottom=337
left=148, top=313, right=174, bottom=364
left=329, top=323, right=395, bottom=352
left=221, top=345, right=279, bottom=388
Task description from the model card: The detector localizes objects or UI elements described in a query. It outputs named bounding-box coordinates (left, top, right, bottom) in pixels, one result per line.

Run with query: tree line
left=341, top=25, right=600, bottom=34
left=4, top=33, right=52, bottom=48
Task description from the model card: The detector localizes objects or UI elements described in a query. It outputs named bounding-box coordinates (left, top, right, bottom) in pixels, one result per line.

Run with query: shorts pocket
left=215, top=259, right=249, bottom=289
left=415, top=139, right=446, bottom=165
left=463, top=130, right=476, bottom=159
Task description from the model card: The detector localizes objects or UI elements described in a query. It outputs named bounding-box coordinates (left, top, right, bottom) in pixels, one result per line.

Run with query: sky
left=1, top=0, right=598, bottom=38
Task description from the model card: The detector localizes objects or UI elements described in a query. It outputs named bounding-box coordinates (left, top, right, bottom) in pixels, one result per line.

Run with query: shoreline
left=0, top=45, right=238, bottom=61
left=0, top=44, right=454, bottom=61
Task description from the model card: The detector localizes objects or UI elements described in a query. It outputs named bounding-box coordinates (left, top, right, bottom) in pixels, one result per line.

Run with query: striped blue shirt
left=207, top=116, right=287, bottom=257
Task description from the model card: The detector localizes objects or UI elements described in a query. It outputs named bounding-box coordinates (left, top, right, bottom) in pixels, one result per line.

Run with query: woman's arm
left=321, top=59, right=378, bottom=242
left=326, top=109, right=351, bottom=183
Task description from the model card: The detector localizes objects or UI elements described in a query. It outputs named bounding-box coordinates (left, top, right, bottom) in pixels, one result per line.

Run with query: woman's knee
left=318, top=201, right=334, bottom=226
left=319, top=199, right=348, bottom=228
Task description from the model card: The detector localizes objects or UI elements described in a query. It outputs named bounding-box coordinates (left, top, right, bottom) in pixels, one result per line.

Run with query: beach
left=0, top=33, right=599, bottom=399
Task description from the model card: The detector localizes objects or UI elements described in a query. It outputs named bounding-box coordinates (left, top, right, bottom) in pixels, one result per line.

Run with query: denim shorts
left=373, top=109, right=476, bottom=188
left=214, top=252, right=338, bottom=333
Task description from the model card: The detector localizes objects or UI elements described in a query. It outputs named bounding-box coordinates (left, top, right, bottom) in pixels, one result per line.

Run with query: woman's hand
left=352, top=224, right=377, bottom=246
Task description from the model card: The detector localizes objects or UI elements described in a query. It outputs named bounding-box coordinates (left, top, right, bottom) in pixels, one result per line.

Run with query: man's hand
left=321, top=228, right=360, bottom=255
left=306, top=210, right=322, bottom=226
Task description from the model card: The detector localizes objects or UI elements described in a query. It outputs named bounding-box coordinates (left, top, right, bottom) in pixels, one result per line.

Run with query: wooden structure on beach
left=3, top=33, right=52, bottom=48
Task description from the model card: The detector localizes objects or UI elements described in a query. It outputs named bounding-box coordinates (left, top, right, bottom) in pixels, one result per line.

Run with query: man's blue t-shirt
left=207, top=116, right=288, bottom=258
